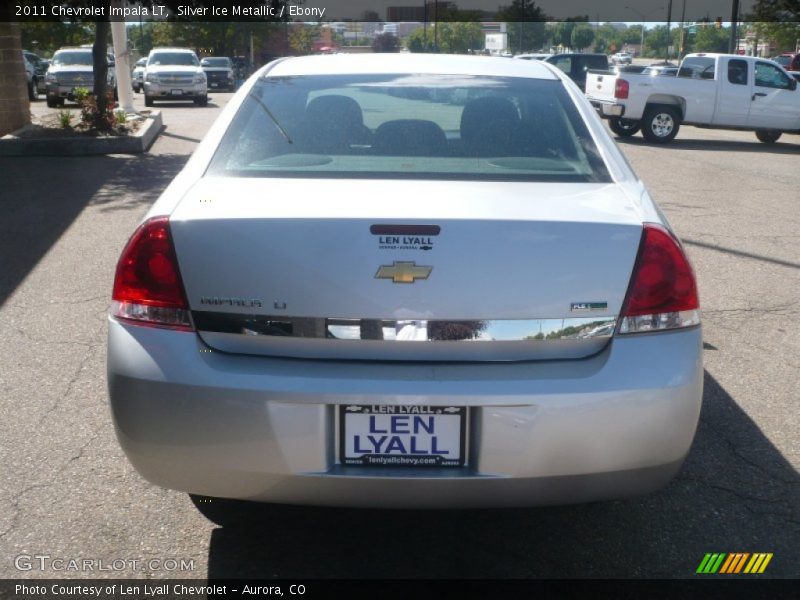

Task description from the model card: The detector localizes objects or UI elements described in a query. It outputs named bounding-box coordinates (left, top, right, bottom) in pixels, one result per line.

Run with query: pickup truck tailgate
left=585, top=71, right=618, bottom=102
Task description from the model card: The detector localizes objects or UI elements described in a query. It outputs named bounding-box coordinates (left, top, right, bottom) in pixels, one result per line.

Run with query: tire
left=194, top=95, right=208, bottom=107
left=608, top=117, right=640, bottom=137
left=144, top=95, right=154, bottom=107
left=113, top=86, right=118, bottom=101
left=641, top=105, right=681, bottom=144
left=190, top=494, right=268, bottom=528
left=29, top=78, right=38, bottom=101
left=755, top=129, right=782, bottom=144
left=46, top=97, right=58, bottom=108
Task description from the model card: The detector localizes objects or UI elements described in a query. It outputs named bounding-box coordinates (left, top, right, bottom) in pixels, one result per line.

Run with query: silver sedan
left=107, top=54, right=702, bottom=522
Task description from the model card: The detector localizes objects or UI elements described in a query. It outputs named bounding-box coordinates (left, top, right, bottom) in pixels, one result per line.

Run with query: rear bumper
left=107, top=318, right=703, bottom=508
left=588, top=99, right=625, bottom=118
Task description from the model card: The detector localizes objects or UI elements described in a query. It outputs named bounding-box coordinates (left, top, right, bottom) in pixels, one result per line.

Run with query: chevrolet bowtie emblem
left=375, top=261, right=432, bottom=284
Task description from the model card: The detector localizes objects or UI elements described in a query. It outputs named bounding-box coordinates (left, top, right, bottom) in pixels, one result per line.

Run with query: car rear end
left=107, top=55, right=702, bottom=508
left=585, top=70, right=630, bottom=118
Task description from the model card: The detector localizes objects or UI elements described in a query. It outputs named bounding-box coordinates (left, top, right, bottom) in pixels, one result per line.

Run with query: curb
left=0, top=111, right=163, bottom=157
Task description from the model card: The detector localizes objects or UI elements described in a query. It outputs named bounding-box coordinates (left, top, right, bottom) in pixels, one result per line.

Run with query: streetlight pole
left=626, top=5, right=665, bottom=58
left=666, top=0, right=673, bottom=61
left=729, top=0, right=740, bottom=54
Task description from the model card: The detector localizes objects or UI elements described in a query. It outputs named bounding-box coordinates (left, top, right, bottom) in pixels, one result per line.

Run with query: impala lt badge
left=375, top=261, right=432, bottom=284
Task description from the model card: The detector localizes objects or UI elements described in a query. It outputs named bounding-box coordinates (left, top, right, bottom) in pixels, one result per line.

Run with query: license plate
left=210, top=83, right=218, bottom=88
left=170, top=89, right=183, bottom=95
left=339, top=405, right=466, bottom=467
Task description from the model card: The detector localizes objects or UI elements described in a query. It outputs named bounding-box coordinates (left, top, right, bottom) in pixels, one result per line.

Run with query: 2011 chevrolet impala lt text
left=107, top=55, right=702, bottom=521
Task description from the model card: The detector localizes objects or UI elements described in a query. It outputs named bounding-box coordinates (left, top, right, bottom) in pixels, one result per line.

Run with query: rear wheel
left=641, top=105, right=681, bottom=144
left=755, top=129, right=782, bottom=144
left=144, top=95, right=154, bottom=107
left=28, top=78, right=38, bottom=101
left=608, top=117, right=640, bottom=137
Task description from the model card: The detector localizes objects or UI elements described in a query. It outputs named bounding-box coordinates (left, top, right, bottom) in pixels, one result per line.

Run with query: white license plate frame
left=339, top=405, right=467, bottom=467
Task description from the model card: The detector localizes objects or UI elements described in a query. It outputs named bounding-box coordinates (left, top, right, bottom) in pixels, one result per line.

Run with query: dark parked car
left=545, top=53, right=610, bottom=91
left=23, top=50, right=48, bottom=94
left=200, top=56, right=235, bottom=91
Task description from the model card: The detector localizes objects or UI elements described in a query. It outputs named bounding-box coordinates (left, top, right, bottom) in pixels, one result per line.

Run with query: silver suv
left=144, top=47, right=208, bottom=107
left=44, top=47, right=116, bottom=107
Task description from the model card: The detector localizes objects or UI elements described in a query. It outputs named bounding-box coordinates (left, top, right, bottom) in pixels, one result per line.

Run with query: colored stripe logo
left=697, top=553, right=773, bottom=574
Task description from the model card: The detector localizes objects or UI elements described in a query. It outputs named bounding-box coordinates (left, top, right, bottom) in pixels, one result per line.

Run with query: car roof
left=150, top=47, right=196, bottom=53
left=265, top=54, right=559, bottom=80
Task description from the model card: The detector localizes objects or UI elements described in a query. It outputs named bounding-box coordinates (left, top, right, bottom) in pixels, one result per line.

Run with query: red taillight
left=614, top=78, right=629, bottom=99
left=111, top=217, right=192, bottom=330
left=619, top=223, right=700, bottom=334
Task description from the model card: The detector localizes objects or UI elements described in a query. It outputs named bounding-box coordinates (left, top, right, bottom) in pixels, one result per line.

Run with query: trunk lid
left=169, top=178, right=643, bottom=361
left=585, top=71, right=619, bottom=103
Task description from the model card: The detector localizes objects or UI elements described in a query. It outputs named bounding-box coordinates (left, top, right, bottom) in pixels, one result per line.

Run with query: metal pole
left=729, top=0, right=740, bottom=54
left=666, top=0, right=673, bottom=61
left=679, top=0, right=686, bottom=57
left=641, top=21, right=645, bottom=55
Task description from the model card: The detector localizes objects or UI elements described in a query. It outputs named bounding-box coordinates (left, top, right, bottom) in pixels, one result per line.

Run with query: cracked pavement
left=0, top=95, right=798, bottom=579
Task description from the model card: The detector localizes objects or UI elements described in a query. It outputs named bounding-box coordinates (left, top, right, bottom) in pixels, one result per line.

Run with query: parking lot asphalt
left=0, top=91, right=798, bottom=579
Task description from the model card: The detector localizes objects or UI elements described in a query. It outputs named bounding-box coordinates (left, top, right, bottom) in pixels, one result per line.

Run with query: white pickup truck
left=586, top=53, right=800, bottom=144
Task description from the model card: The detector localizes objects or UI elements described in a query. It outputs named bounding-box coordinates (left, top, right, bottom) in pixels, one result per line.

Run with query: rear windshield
left=678, top=57, right=716, bottom=79
left=148, top=52, right=199, bottom=66
left=202, top=58, right=231, bottom=67
left=208, top=74, right=610, bottom=182
left=52, top=51, right=93, bottom=66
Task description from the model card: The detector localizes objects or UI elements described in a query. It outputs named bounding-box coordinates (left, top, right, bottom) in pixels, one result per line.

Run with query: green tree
left=644, top=25, right=670, bottom=58
left=372, top=32, right=400, bottom=53
left=288, top=24, right=318, bottom=55
left=750, top=22, right=800, bottom=53
left=20, top=22, right=94, bottom=55
left=406, top=28, right=430, bottom=52
left=552, top=22, right=576, bottom=48
left=496, top=0, right=549, bottom=53
left=694, top=24, right=730, bottom=53
left=437, top=22, right=484, bottom=54
left=571, top=24, right=595, bottom=50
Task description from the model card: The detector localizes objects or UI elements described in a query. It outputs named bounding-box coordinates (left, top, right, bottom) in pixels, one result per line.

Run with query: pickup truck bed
left=585, top=53, right=800, bottom=144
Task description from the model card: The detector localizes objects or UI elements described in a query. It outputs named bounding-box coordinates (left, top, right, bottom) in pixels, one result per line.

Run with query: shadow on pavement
left=683, top=238, right=800, bottom=271
left=0, top=153, right=188, bottom=308
left=615, top=135, right=799, bottom=154
left=205, top=371, right=798, bottom=579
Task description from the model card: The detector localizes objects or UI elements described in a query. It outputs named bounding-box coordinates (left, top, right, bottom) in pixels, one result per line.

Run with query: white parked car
left=108, top=54, right=702, bottom=522
left=132, top=57, right=147, bottom=93
left=612, top=52, right=633, bottom=65
left=586, top=53, right=800, bottom=143
left=144, top=47, right=207, bottom=107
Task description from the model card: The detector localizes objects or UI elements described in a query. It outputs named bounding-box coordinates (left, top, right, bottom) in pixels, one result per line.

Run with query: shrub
left=58, top=109, right=73, bottom=129
left=77, top=90, right=117, bottom=131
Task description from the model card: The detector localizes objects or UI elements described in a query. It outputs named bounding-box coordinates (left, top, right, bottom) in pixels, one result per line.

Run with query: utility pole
left=678, top=0, right=687, bottom=58
left=729, top=0, right=740, bottom=54
left=666, top=0, right=673, bottom=61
